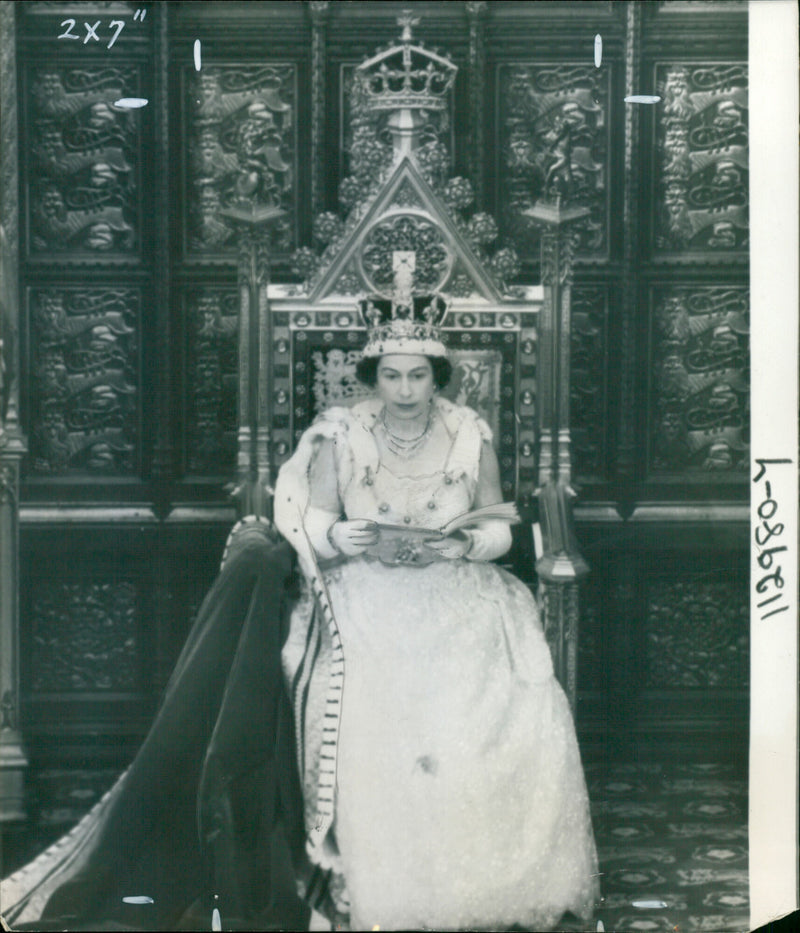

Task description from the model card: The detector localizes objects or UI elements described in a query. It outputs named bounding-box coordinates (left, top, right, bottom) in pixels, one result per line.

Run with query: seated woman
left=273, top=296, right=600, bottom=931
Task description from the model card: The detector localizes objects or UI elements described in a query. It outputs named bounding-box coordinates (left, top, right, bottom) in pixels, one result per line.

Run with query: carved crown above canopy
left=355, top=10, right=457, bottom=118
left=290, top=14, right=522, bottom=305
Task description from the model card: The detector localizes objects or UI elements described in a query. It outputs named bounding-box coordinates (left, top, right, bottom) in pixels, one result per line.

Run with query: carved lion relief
left=655, top=64, right=748, bottom=253
left=27, top=67, right=139, bottom=256
left=29, top=287, right=139, bottom=474
left=650, top=286, right=749, bottom=474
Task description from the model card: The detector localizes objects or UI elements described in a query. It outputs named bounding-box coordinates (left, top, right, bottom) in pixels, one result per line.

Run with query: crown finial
left=355, top=16, right=457, bottom=115
left=397, top=10, right=421, bottom=42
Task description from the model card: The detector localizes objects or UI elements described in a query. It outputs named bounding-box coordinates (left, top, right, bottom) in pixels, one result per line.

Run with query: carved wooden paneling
left=184, top=288, right=238, bottom=476
left=571, top=286, right=608, bottom=480
left=29, top=580, right=140, bottom=693
left=25, top=65, right=141, bottom=258
left=644, top=578, right=749, bottom=688
left=498, top=63, right=610, bottom=260
left=578, top=575, right=606, bottom=692
left=27, top=287, right=139, bottom=475
left=649, top=285, right=749, bottom=475
left=184, top=64, right=297, bottom=257
left=654, top=63, right=748, bottom=255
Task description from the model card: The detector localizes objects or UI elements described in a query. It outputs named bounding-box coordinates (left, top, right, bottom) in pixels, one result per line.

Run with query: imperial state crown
left=359, top=293, right=448, bottom=360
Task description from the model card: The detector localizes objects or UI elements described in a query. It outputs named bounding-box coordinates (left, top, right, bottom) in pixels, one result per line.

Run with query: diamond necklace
left=379, top=404, right=435, bottom=459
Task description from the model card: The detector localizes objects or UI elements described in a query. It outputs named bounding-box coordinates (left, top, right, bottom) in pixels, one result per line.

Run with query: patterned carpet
left=560, top=760, right=749, bottom=933
left=2, top=759, right=749, bottom=932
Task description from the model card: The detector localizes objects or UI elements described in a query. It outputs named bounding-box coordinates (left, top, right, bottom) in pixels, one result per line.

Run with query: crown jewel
left=359, top=293, right=448, bottom=359
left=359, top=247, right=448, bottom=358
left=354, top=12, right=457, bottom=114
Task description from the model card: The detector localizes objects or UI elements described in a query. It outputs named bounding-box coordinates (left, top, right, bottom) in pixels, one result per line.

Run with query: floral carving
left=291, top=246, right=320, bottom=281
left=333, top=271, right=363, bottom=296
left=30, top=581, right=139, bottom=692
left=185, top=290, right=238, bottom=475
left=312, top=211, right=344, bottom=247
left=644, top=579, right=748, bottom=688
left=490, top=248, right=521, bottom=288
left=390, top=180, right=425, bottom=210
left=442, top=177, right=475, bottom=213
left=465, top=212, right=498, bottom=250
left=570, top=288, right=607, bottom=479
left=414, top=138, right=450, bottom=189
left=360, top=214, right=451, bottom=295
left=449, top=273, right=475, bottom=298
left=338, top=175, right=363, bottom=211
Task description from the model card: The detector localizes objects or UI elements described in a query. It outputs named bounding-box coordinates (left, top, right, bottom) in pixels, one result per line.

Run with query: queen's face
left=376, top=354, right=435, bottom=421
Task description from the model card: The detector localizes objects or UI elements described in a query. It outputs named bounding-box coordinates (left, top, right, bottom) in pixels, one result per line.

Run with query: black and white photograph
left=0, top=1, right=796, bottom=931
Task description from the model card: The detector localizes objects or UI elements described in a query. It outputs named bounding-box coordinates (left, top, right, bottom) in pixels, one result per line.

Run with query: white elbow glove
left=465, top=520, right=512, bottom=562
left=302, top=506, right=341, bottom=560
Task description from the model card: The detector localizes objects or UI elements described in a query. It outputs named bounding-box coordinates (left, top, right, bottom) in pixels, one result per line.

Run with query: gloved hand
left=463, top=521, right=512, bottom=561
left=328, top=519, right=379, bottom=557
left=424, top=522, right=512, bottom=562
left=423, top=530, right=473, bottom=560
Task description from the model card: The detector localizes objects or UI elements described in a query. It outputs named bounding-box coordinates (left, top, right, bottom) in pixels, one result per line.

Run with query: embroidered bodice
left=328, top=397, right=492, bottom=532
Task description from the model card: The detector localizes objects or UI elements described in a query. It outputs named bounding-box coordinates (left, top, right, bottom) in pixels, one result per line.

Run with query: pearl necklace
left=379, top=404, right=435, bottom=459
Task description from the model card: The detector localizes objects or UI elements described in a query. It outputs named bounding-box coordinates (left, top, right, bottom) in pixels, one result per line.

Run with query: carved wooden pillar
left=309, top=1, right=330, bottom=218
left=617, top=0, right=642, bottom=479
left=0, top=0, right=28, bottom=821
left=150, top=3, right=176, bottom=705
left=466, top=1, right=488, bottom=208
left=219, top=206, right=285, bottom=521
left=525, top=199, right=589, bottom=712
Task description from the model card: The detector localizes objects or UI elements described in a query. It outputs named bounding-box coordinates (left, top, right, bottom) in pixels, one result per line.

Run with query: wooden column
left=617, top=0, right=642, bottom=480
left=219, top=206, right=285, bottom=521
left=309, top=1, right=330, bottom=218
left=525, top=200, right=589, bottom=712
left=151, top=1, right=176, bottom=487
left=466, top=1, right=488, bottom=208
left=0, top=0, right=28, bottom=821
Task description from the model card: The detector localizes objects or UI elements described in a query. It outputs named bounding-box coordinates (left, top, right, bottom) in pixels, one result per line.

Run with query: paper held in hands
left=366, top=502, right=521, bottom=566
